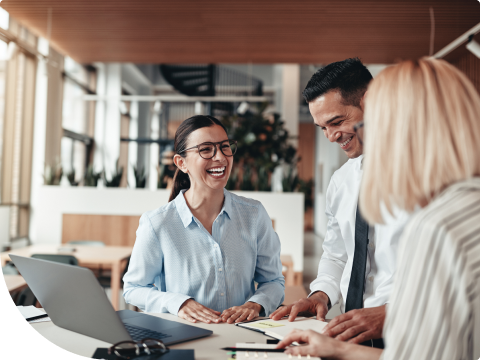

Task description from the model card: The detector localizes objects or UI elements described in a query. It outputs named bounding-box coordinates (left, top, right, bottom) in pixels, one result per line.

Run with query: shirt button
left=219, top=268, right=223, bottom=272
left=220, top=293, right=224, bottom=296
left=369, top=276, right=374, bottom=282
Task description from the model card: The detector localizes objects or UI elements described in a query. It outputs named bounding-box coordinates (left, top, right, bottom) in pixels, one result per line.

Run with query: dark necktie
left=345, top=204, right=369, bottom=312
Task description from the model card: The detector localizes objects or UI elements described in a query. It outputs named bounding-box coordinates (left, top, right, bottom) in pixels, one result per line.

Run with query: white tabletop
left=31, top=312, right=273, bottom=359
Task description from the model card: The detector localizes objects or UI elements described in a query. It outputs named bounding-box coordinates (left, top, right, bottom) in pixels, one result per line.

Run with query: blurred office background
left=1, top=0, right=479, bottom=312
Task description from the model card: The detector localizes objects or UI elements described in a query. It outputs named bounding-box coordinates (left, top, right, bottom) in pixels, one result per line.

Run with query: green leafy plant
left=221, top=103, right=314, bottom=209
left=133, top=165, right=146, bottom=188
left=256, top=166, right=271, bottom=191
left=43, top=162, right=63, bottom=185
left=298, top=179, right=314, bottom=211
left=221, top=102, right=297, bottom=192
left=226, top=167, right=239, bottom=191
left=240, top=164, right=255, bottom=191
left=84, top=165, right=102, bottom=187
left=104, top=160, right=124, bottom=187
left=66, top=169, right=79, bottom=186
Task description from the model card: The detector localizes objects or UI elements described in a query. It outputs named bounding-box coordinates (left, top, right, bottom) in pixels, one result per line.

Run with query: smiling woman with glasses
left=123, top=115, right=285, bottom=325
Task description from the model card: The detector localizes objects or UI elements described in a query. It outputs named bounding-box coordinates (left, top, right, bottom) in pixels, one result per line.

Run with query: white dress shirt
left=310, top=155, right=410, bottom=313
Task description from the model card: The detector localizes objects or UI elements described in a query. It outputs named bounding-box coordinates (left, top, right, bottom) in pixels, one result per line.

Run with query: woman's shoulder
left=403, top=179, right=480, bottom=246
left=141, top=200, right=179, bottom=225
left=226, top=189, right=262, bottom=209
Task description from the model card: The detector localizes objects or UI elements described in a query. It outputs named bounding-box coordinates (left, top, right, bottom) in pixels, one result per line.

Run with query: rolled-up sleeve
left=309, top=180, right=347, bottom=307
left=123, top=214, right=192, bottom=315
left=248, top=204, right=285, bottom=316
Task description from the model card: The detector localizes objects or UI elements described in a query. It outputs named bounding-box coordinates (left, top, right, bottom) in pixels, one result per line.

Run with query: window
left=0, top=39, right=7, bottom=201
left=61, top=57, right=96, bottom=184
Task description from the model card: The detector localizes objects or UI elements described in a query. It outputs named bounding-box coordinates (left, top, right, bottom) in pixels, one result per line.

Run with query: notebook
left=233, top=343, right=320, bottom=359
left=235, top=317, right=328, bottom=341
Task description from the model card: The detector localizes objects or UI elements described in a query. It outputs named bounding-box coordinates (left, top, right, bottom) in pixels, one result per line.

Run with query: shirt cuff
left=309, top=283, right=340, bottom=308
left=247, top=294, right=272, bottom=316
left=167, top=293, right=193, bottom=316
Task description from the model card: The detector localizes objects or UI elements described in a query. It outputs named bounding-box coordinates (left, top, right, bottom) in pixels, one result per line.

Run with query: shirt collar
left=222, top=188, right=232, bottom=220
left=174, top=190, right=195, bottom=228
left=174, top=188, right=232, bottom=228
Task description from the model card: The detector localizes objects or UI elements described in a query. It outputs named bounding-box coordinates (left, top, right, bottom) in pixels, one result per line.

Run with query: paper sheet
left=247, top=321, right=285, bottom=329
left=237, top=317, right=327, bottom=340
left=16, top=305, right=51, bottom=323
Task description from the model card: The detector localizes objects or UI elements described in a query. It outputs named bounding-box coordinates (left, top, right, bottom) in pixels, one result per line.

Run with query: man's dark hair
left=302, top=58, right=373, bottom=107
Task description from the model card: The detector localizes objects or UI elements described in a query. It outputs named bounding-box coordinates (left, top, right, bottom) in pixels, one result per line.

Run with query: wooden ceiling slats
left=2, top=0, right=479, bottom=64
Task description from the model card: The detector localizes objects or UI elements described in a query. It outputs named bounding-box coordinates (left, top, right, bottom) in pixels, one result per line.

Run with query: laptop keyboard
left=124, top=323, right=172, bottom=342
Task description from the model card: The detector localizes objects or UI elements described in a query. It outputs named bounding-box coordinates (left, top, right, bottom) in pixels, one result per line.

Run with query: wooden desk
left=1, top=244, right=132, bottom=310
left=4, top=274, right=27, bottom=293
left=30, top=312, right=273, bottom=359
left=280, top=254, right=295, bottom=286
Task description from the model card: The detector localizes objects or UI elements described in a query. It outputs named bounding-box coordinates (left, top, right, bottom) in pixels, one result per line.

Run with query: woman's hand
left=178, top=299, right=222, bottom=324
left=277, top=329, right=382, bottom=360
left=221, top=302, right=262, bottom=324
left=276, top=329, right=340, bottom=358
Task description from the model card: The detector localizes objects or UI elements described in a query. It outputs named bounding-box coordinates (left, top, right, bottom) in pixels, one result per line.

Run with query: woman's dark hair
left=169, top=115, right=228, bottom=202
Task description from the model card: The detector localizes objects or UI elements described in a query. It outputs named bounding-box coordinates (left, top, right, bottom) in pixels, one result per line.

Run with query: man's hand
left=221, top=302, right=262, bottom=324
left=178, top=299, right=222, bottom=324
left=322, top=305, right=386, bottom=344
left=269, top=291, right=330, bottom=322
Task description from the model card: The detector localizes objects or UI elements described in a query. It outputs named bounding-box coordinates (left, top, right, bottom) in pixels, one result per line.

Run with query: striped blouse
left=382, top=178, right=480, bottom=360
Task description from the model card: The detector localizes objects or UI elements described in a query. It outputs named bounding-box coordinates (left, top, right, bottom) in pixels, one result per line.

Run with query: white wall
left=33, top=187, right=305, bottom=272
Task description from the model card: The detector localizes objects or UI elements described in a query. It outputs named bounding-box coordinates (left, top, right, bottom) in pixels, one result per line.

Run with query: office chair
left=16, top=286, right=37, bottom=307
left=31, top=254, right=79, bottom=266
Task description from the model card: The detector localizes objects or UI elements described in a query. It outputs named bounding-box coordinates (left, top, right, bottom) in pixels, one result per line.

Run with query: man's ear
left=360, top=90, right=368, bottom=112
left=173, top=154, right=188, bottom=174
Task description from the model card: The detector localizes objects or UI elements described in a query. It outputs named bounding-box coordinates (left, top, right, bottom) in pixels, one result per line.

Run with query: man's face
left=309, top=90, right=364, bottom=159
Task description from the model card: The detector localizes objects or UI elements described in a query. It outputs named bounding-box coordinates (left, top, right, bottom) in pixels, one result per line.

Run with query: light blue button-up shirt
left=123, top=189, right=285, bottom=316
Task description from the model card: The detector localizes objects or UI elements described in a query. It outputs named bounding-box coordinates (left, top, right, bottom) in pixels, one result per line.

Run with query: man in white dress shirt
left=270, top=58, right=409, bottom=348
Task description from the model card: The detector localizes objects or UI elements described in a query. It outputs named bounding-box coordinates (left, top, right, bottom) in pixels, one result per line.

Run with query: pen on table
left=26, top=313, right=49, bottom=322
left=221, top=347, right=286, bottom=353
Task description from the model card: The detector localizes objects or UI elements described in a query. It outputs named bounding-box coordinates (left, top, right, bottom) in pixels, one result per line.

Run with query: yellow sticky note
left=248, top=321, right=285, bottom=329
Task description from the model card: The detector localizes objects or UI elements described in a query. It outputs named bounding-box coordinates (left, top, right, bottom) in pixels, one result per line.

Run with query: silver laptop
left=10, top=254, right=213, bottom=345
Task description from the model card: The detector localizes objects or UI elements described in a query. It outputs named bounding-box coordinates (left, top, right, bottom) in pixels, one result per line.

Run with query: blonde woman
left=276, top=58, right=480, bottom=360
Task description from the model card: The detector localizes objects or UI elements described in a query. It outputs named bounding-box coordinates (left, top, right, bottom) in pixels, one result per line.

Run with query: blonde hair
left=360, top=58, right=480, bottom=223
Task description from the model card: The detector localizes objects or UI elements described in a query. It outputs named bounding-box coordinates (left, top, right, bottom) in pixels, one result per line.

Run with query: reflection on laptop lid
left=10, top=255, right=212, bottom=345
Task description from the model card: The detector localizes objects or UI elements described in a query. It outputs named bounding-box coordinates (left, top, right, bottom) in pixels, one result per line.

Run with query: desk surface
left=31, top=312, right=271, bottom=359
left=1, top=244, right=132, bottom=266
left=4, top=275, right=27, bottom=293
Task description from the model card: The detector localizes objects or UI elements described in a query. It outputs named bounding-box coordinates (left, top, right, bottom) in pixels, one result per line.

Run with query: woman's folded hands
left=178, top=299, right=263, bottom=324
left=178, top=299, right=222, bottom=324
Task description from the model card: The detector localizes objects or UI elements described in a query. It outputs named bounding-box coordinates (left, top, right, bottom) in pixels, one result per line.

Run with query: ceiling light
left=466, top=34, right=480, bottom=59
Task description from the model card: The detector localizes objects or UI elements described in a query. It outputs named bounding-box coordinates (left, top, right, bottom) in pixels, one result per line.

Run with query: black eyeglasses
left=354, top=121, right=364, bottom=145
left=178, top=140, right=237, bottom=159
left=108, top=338, right=169, bottom=359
